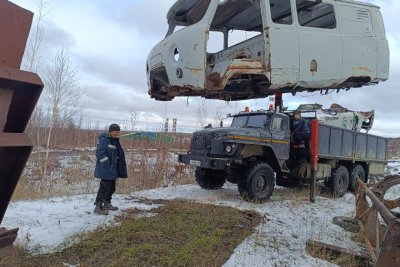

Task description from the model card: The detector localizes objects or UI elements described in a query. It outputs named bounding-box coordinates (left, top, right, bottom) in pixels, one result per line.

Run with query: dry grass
left=12, top=146, right=195, bottom=201
left=272, top=182, right=335, bottom=205
left=1, top=200, right=262, bottom=267
left=306, top=240, right=371, bottom=267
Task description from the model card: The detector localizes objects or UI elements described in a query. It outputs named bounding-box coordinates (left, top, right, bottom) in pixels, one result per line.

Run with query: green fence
left=123, top=132, right=174, bottom=143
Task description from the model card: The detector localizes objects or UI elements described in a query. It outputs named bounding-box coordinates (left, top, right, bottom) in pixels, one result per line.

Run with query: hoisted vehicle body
left=147, top=0, right=390, bottom=101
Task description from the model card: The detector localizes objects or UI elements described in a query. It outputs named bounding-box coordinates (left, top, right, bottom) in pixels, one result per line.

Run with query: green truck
left=178, top=109, right=387, bottom=202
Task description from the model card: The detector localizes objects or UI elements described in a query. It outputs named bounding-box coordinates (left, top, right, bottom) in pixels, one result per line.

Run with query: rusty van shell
left=147, top=0, right=390, bottom=101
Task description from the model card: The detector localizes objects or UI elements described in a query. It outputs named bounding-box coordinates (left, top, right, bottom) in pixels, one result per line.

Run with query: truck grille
left=191, top=132, right=212, bottom=155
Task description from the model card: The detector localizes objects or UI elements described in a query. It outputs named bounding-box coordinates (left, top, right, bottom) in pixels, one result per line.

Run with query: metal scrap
left=354, top=175, right=400, bottom=266
left=0, top=0, right=44, bottom=258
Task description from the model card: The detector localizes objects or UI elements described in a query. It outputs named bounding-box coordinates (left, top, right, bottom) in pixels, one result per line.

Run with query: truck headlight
left=226, top=145, right=232, bottom=153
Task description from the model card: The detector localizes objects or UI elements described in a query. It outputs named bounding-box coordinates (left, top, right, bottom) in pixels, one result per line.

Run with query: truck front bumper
left=178, top=154, right=232, bottom=170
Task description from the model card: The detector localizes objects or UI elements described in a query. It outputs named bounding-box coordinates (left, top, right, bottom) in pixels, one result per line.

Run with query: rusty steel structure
left=354, top=175, right=400, bottom=266
left=0, top=0, right=43, bottom=257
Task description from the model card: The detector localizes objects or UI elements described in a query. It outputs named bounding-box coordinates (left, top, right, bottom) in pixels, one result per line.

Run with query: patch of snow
left=3, top=195, right=161, bottom=254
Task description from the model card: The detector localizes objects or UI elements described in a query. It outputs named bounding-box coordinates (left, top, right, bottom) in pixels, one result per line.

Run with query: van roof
left=338, top=0, right=379, bottom=9
left=167, top=0, right=380, bottom=25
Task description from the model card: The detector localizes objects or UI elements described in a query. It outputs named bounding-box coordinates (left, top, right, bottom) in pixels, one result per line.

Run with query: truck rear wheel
left=349, top=164, right=366, bottom=191
left=239, top=162, right=275, bottom=202
left=330, top=165, right=349, bottom=197
left=195, top=167, right=226, bottom=190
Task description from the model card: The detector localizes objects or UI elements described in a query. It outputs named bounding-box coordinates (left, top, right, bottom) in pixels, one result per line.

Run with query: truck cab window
left=247, top=115, right=268, bottom=128
left=296, top=0, right=336, bottom=29
left=270, top=0, right=293, bottom=25
left=272, top=116, right=288, bottom=131
left=231, top=116, right=248, bottom=128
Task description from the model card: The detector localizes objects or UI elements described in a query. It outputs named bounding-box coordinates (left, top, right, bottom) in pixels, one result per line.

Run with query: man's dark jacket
left=292, top=118, right=310, bottom=134
left=94, top=132, right=127, bottom=180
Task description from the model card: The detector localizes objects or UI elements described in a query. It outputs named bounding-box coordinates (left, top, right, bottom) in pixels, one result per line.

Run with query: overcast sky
left=12, top=0, right=400, bottom=137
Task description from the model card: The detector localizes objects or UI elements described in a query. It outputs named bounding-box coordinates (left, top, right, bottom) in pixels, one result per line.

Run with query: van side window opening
left=209, top=0, right=262, bottom=51
left=270, top=0, right=293, bottom=25
left=296, top=0, right=336, bottom=29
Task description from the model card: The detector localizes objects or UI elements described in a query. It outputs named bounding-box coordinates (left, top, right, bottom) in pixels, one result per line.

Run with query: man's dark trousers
left=95, top=179, right=116, bottom=204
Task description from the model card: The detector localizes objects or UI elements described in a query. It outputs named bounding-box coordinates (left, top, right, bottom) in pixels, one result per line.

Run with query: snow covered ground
left=1, top=185, right=361, bottom=267
left=2, top=162, right=399, bottom=266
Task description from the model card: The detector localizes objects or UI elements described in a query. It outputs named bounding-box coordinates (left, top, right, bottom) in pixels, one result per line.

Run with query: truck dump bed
left=318, top=124, right=387, bottom=163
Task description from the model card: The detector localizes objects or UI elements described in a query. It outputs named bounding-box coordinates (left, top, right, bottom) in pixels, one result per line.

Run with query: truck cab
left=179, top=109, right=295, bottom=201
left=147, top=0, right=389, bottom=101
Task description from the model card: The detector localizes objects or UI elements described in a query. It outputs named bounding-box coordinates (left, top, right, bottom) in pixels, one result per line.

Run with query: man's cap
left=108, top=123, right=120, bottom=132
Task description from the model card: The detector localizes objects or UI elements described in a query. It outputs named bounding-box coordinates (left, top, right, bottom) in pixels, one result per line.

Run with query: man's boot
left=103, top=202, right=118, bottom=211
left=94, top=203, right=108, bottom=215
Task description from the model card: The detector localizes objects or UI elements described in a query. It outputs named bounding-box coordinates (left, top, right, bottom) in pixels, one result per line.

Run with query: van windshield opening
left=166, top=0, right=211, bottom=36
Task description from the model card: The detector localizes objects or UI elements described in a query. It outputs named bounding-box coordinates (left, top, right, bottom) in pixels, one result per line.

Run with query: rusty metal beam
left=0, top=133, right=32, bottom=147
left=0, top=89, right=13, bottom=131
left=0, top=0, right=43, bottom=258
left=0, top=0, right=33, bottom=69
left=354, top=176, right=400, bottom=267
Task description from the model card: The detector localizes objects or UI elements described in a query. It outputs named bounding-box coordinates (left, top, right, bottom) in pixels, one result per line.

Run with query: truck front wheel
left=330, top=165, right=350, bottom=197
left=195, top=167, right=226, bottom=190
left=239, top=162, right=275, bottom=202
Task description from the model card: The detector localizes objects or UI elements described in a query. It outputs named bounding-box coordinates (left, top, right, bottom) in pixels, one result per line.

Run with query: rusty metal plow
left=354, top=175, right=400, bottom=266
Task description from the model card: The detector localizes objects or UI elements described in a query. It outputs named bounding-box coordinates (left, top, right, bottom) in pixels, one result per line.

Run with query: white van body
left=147, top=0, right=389, bottom=101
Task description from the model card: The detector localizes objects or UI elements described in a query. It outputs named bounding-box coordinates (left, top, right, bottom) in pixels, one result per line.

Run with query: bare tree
left=23, top=0, right=48, bottom=73
left=129, top=111, right=137, bottom=132
left=43, top=43, right=80, bottom=174
left=213, top=105, right=224, bottom=127
left=196, top=99, right=208, bottom=129
left=76, top=109, right=84, bottom=148
left=22, top=0, right=49, bottom=176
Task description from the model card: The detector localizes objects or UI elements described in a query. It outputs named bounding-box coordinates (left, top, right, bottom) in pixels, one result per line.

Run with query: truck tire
left=349, top=164, right=366, bottom=191
left=239, top=162, right=275, bottom=202
left=330, top=165, right=349, bottom=197
left=195, top=167, right=226, bottom=190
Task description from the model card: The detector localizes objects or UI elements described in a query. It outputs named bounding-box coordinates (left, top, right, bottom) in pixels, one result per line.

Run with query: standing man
left=94, top=123, right=127, bottom=215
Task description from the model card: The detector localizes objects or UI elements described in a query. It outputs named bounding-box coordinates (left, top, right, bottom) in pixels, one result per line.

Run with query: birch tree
left=43, top=43, right=80, bottom=174
left=23, top=0, right=47, bottom=73
left=23, top=0, right=48, bottom=175
left=196, top=99, right=208, bottom=129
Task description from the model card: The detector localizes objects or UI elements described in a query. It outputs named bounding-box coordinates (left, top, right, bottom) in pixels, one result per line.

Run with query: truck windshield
left=231, top=114, right=268, bottom=128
